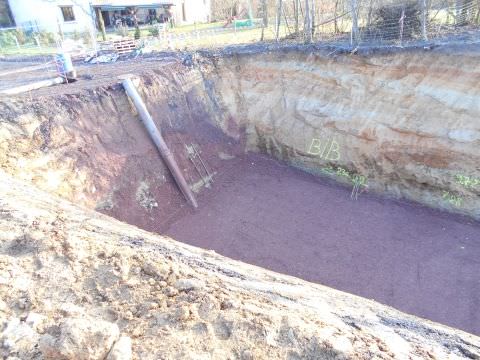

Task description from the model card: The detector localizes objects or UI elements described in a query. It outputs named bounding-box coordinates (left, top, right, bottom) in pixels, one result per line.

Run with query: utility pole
left=399, top=5, right=405, bottom=45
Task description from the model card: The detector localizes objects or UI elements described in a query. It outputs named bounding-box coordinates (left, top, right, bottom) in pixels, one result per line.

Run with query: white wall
left=9, top=0, right=95, bottom=34
left=173, top=0, right=211, bottom=25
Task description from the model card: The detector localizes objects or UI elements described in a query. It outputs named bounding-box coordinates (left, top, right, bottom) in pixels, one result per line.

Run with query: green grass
left=147, top=24, right=292, bottom=51
left=98, top=21, right=225, bottom=41
left=170, top=21, right=224, bottom=34
left=0, top=44, right=57, bottom=56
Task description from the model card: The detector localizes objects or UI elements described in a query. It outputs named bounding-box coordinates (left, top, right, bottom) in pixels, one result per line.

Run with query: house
left=171, top=0, right=212, bottom=25
left=93, top=0, right=211, bottom=29
left=0, top=0, right=14, bottom=27
left=4, top=0, right=95, bottom=33
left=1, top=0, right=212, bottom=33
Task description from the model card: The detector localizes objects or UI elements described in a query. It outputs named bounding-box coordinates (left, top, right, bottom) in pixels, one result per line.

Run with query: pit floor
left=165, top=153, right=480, bottom=335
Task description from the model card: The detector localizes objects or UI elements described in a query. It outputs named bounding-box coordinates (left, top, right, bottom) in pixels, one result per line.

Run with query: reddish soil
left=165, top=153, right=480, bottom=336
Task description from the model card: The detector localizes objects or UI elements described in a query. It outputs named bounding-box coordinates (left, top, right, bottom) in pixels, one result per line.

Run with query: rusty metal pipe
left=122, top=77, right=198, bottom=209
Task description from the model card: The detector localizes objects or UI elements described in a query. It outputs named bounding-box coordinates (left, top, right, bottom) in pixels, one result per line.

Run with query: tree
left=276, top=0, right=283, bottom=40
left=260, top=0, right=268, bottom=40
left=350, top=0, right=359, bottom=46
left=305, top=0, right=312, bottom=42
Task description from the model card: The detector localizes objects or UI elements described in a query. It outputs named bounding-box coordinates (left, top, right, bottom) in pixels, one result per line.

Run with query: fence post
left=276, top=0, right=283, bottom=41
left=350, top=0, right=359, bottom=46
left=305, top=0, right=312, bottom=43
left=311, top=0, right=316, bottom=38
left=260, top=0, right=268, bottom=41
left=295, top=0, right=300, bottom=35
left=399, top=5, right=405, bottom=45
left=421, top=0, right=428, bottom=40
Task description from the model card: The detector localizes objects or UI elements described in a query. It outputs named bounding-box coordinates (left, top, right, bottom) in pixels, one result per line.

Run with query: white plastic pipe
left=0, top=77, right=65, bottom=96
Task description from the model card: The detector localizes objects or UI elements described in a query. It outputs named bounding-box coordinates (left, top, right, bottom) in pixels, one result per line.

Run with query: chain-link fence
left=267, top=0, right=480, bottom=47
left=0, top=22, right=98, bottom=56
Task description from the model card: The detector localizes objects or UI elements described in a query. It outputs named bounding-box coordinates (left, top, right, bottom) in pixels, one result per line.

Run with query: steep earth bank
left=1, top=45, right=480, bottom=223
left=201, top=45, right=480, bottom=219
left=0, top=62, right=243, bottom=233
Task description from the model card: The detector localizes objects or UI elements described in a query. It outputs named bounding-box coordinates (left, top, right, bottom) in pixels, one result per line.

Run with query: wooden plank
left=113, top=38, right=137, bottom=54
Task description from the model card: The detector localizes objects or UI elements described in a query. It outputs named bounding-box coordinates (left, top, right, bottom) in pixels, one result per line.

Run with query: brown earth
left=1, top=170, right=480, bottom=359
left=165, top=153, right=480, bottom=335
left=1, top=44, right=480, bottom=359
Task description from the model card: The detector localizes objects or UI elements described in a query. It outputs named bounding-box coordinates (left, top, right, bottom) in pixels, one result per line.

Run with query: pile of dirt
left=1, top=171, right=479, bottom=359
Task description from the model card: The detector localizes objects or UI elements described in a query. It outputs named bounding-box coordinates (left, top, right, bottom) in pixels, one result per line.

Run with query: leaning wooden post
left=122, top=77, right=198, bottom=209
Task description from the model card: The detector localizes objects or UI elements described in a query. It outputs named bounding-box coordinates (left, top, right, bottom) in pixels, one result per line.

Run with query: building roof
left=92, top=0, right=174, bottom=10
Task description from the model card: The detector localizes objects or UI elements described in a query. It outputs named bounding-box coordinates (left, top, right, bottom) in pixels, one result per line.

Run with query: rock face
left=0, top=170, right=479, bottom=359
left=201, top=45, right=480, bottom=219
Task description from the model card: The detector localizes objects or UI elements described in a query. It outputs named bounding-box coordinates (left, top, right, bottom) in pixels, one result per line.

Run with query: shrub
left=116, top=25, right=128, bottom=37
left=149, top=26, right=159, bottom=37
left=14, top=28, right=27, bottom=44
left=369, top=2, right=421, bottom=41
left=72, top=29, right=81, bottom=41
left=37, top=31, right=57, bottom=45
left=80, top=28, right=92, bottom=45
left=134, top=27, right=141, bottom=39
left=0, top=30, right=16, bottom=47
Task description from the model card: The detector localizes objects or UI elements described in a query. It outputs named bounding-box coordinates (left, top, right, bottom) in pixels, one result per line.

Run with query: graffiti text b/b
left=307, top=138, right=341, bottom=161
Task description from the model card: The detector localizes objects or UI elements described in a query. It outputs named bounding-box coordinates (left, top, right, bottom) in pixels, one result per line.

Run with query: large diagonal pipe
left=122, top=77, right=198, bottom=209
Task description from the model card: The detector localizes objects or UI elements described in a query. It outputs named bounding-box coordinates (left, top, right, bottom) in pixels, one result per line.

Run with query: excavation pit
left=165, top=153, right=480, bottom=335
left=1, top=44, right=479, bottom=344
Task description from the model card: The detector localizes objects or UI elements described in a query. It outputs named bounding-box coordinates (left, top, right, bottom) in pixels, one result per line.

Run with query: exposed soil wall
left=2, top=46, right=479, bottom=222
left=201, top=45, right=480, bottom=219
left=0, top=63, right=243, bottom=232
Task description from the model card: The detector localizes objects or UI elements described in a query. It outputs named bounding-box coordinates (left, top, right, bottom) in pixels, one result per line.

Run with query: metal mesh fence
left=281, top=0, right=480, bottom=46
